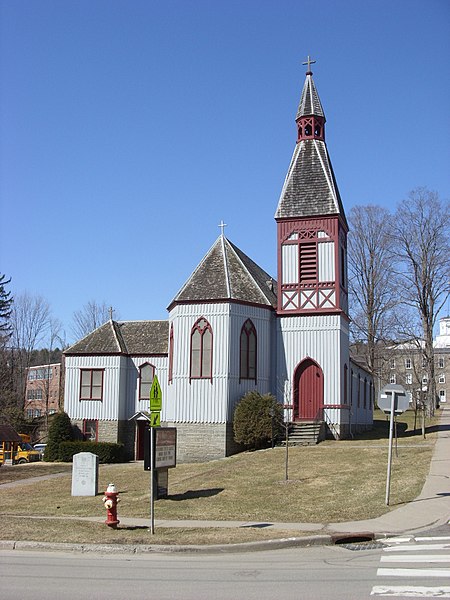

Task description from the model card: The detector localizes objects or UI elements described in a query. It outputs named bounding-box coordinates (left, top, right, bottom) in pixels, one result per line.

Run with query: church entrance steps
left=285, top=421, right=325, bottom=445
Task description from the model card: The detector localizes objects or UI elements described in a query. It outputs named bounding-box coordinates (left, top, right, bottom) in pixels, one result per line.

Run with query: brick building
left=24, top=363, right=62, bottom=419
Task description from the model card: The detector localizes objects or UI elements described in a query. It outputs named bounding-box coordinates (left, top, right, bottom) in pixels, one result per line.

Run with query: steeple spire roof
left=275, top=64, right=347, bottom=227
left=296, top=72, right=325, bottom=120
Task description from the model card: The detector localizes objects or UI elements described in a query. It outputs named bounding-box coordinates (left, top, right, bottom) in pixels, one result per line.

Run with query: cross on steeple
left=109, top=306, right=114, bottom=320
left=302, top=55, right=316, bottom=74
left=218, top=220, right=227, bottom=237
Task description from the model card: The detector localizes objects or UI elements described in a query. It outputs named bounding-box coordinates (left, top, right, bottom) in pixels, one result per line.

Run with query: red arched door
left=293, top=358, right=324, bottom=420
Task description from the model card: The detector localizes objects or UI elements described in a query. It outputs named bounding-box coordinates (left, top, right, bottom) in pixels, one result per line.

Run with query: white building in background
left=63, top=65, right=373, bottom=462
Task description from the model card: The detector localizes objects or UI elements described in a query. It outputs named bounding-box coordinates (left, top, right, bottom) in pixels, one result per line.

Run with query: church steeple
left=275, top=60, right=348, bottom=317
left=295, top=58, right=325, bottom=142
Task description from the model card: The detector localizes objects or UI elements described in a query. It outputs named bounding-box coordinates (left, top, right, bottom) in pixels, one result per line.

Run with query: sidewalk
left=85, top=407, right=450, bottom=537
left=1, top=408, right=449, bottom=552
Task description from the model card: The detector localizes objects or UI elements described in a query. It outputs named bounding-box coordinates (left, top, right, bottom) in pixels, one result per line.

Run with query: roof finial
left=218, top=220, right=227, bottom=237
left=109, top=306, right=114, bottom=321
left=302, top=54, right=316, bottom=75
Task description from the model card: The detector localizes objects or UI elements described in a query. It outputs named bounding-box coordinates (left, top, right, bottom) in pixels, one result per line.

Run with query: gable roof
left=65, top=320, right=169, bottom=355
left=169, top=236, right=277, bottom=309
left=0, top=424, right=22, bottom=443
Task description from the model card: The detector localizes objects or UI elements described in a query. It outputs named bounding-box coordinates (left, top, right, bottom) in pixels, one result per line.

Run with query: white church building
left=64, top=65, right=373, bottom=462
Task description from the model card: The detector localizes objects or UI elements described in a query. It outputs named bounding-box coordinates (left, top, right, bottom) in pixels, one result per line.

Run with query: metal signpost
left=149, top=375, right=162, bottom=534
left=378, top=384, right=409, bottom=506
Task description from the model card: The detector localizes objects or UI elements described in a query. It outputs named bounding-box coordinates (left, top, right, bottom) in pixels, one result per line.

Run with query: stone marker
left=71, top=452, right=99, bottom=496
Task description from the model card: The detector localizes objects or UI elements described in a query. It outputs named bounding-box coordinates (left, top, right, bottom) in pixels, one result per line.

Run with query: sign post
left=378, top=384, right=409, bottom=506
left=149, top=375, right=162, bottom=535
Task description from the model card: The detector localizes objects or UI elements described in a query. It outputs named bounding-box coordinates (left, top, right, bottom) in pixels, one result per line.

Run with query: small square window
left=439, top=374, right=445, bottom=383
left=389, top=374, right=396, bottom=384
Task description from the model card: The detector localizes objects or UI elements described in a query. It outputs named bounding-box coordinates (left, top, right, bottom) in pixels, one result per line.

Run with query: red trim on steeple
left=297, top=115, right=325, bottom=143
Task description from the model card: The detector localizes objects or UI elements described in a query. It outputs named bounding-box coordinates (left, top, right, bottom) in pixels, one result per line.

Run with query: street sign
left=150, top=412, right=160, bottom=428
left=378, top=384, right=409, bottom=414
left=149, top=375, right=162, bottom=412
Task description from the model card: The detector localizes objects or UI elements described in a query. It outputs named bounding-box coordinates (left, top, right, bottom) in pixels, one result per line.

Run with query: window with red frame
left=168, top=324, right=174, bottom=384
left=80, top=369, right=103, bottom=400
left=240, top=319, right=257, bottom=381
left=83, top=419, right=98, bottom=441
left=190, top=318, right=212, bottom=379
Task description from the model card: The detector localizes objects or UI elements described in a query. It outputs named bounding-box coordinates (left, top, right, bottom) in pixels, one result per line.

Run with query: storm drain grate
left=333, top=534, right=385, bottom=550
left=338, top=541, right=386, bottom=551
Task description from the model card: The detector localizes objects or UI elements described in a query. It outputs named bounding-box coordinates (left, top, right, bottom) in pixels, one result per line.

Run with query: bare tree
left=71, top=300, right=112, bottom=340
left=8, top=292, right=51, bottom=412
left=392, top=188, right=450, bottom=415
left=348, top=205, right=399, bottom=384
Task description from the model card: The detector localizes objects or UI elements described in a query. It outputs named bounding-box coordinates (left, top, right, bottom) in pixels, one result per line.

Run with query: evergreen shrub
left=59, top=441, right=126, bottom=463
left=233, top=391, right=284, bottom=450
left=44, top=411, right=74, bottom=461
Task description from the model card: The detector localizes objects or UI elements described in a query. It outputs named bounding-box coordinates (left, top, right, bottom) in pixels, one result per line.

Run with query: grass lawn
left=0, top=409, right=441, bottom=545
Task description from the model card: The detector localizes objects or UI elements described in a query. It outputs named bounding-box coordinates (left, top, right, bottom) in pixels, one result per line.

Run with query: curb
left=0, top=534, right=336, bottom=555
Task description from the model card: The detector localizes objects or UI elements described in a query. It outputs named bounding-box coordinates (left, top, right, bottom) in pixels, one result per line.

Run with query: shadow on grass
left=355, top=419, right=448, bottom=441
left=167, top=488, right=224, bottom=501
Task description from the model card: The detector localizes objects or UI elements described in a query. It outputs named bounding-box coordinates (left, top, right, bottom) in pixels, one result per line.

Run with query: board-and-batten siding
left=167, top=303, right=230, bottom=423
left=281, top=241, right=335, bottom=285
left=276, top=314, right=349, bottom=409
left=227, top=304, right=275, bottom=419
left=64, top=355, right=126, bottom=421
left=65, top=355, right=169, bottom=422
left=318, top=241, right=335, bottom=282
left=167, top=302, right=275, bottom=423
left=128, top=356, right=168, bottom=419
left=282, top=244, right=298, bottom=284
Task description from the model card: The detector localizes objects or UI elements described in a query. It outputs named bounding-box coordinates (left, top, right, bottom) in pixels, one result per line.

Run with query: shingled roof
left=275, top=72, right=347, bottom=227
left=296, top=73, right=324, bottom=119
left=65, top=320, right=169, bottom=355
left=169, top=236, right=277, bottom=309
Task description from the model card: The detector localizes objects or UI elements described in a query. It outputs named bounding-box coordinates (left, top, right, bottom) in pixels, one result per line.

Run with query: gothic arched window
left=190, top=318, right=213, bottom=380
left=240, top=319, right=257, bottom=381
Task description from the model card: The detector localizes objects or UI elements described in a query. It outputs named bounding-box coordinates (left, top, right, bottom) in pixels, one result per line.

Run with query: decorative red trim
left=168, top=298, right=276, bottom=313
left=239, top=319, right=257, bottom=382
left=168, top=324, right=174, bottom=384
left=82, top=418, right=98, bottom=441
left=79, top=369, right=104, bottom=401
left=189, top=317, right=213, bottom=382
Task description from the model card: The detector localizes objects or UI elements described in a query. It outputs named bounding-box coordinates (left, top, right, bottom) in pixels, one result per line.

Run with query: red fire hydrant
left=102, top=483, right=120, bottom=529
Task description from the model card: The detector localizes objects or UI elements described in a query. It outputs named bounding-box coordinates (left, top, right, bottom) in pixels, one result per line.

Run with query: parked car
left=33, top=443, right=47, bottom=459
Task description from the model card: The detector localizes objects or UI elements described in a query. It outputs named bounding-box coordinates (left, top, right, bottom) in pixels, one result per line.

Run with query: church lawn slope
left=0, top=410, right=439, bottom=537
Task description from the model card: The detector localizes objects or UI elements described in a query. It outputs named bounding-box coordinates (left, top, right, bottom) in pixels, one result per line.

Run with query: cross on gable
left=302, top=55, right=316, bottom=74
left=218, top=220, right=227, bottom=236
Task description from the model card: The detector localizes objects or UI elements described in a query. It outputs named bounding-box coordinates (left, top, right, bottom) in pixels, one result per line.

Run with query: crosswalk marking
left=383, top=543, right=450, bottom=552
left=371, top=535, right=450, bottom=597
left=381, top=555, right=450, bottom=563
left=377, top=567, right=450, bottom=578
left=371, top=586, right=450, bottom=597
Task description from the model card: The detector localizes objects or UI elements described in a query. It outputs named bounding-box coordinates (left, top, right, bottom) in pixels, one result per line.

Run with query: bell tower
left=275, top=58, right=350, bottom=436
left=275, top=58, right=348, bottom=317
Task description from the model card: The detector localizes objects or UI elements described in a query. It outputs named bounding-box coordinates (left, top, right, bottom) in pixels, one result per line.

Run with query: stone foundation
left=165, top=422, right=241, bottom=463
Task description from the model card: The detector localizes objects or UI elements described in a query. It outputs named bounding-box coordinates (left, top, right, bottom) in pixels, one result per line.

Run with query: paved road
left=3, top=533, right=450, bottom=599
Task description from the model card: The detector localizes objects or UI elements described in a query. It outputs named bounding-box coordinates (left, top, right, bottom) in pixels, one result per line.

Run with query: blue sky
left=1, top=0, right=449, bottom=345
